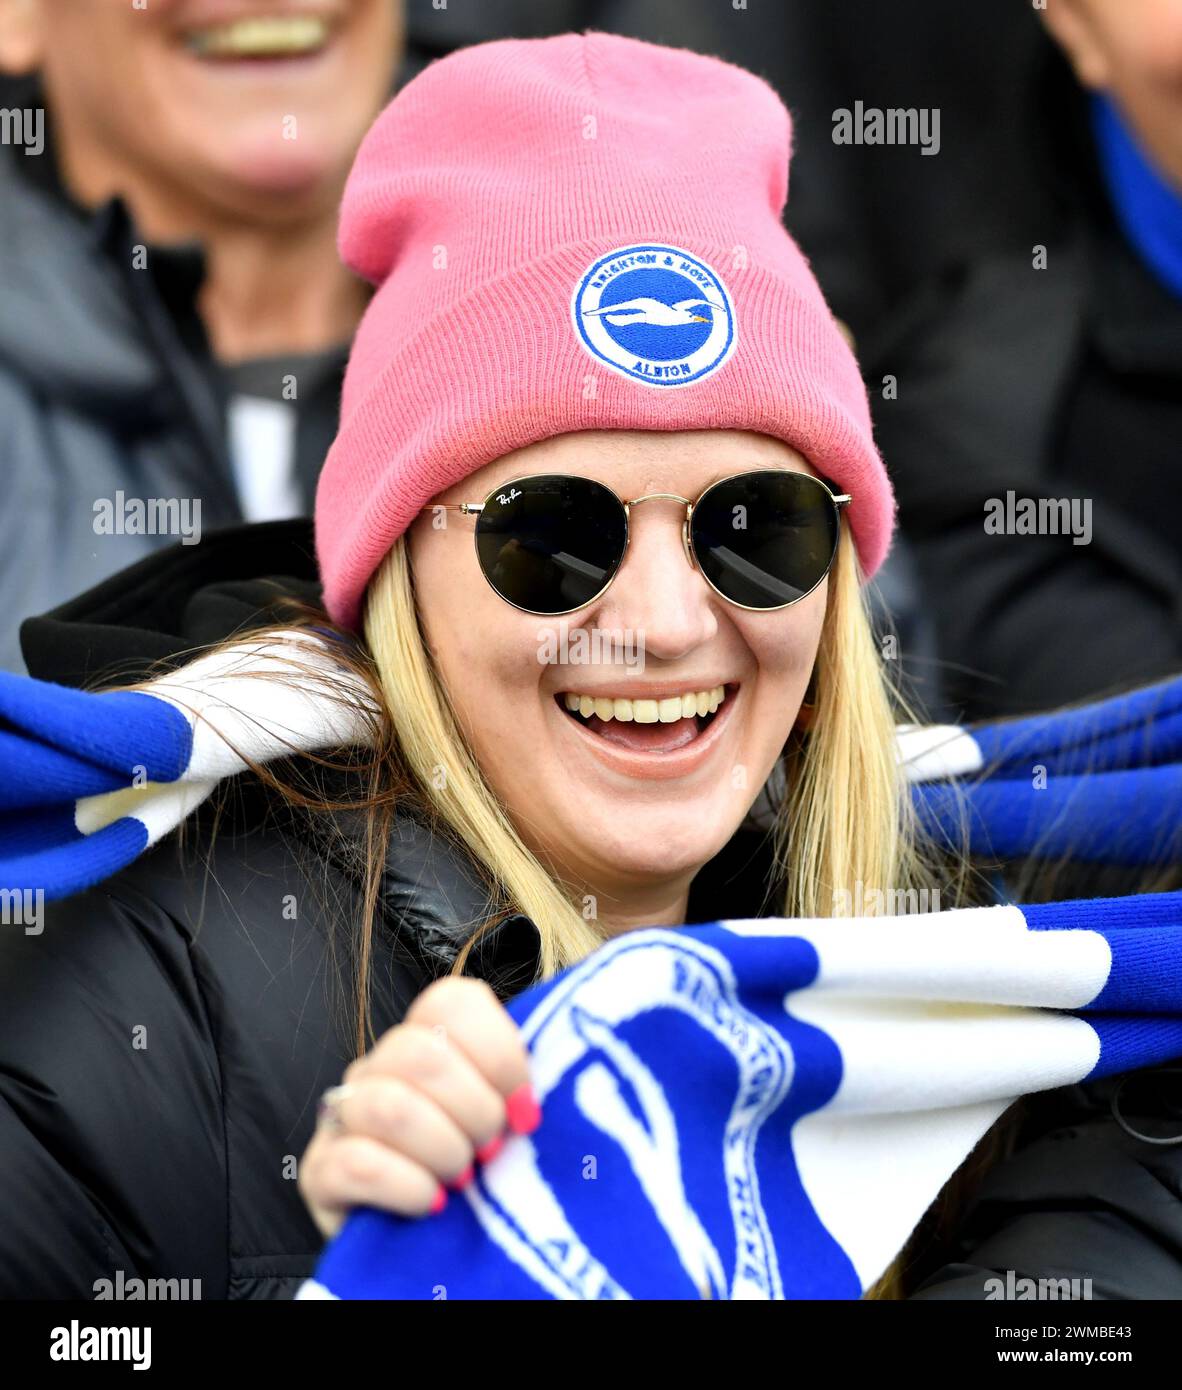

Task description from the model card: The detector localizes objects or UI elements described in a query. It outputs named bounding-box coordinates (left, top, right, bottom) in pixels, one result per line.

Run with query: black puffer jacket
left=1, top=522, right=1179, bottom=1300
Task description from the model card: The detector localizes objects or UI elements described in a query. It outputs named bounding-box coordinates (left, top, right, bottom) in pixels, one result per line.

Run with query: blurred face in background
left=0, top=0, right=403, bottom=228
left=1042, top=0, right=1182, bottom=188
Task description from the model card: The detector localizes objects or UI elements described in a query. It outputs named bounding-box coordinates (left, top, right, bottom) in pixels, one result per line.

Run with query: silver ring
left=316, top=1083, right=355, bottom=1134
left=1110, top=1068, right=1182, bottom=1146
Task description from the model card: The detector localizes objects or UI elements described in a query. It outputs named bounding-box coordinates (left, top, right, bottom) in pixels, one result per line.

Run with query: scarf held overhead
left=0, top=635, right=1180, bottom=1298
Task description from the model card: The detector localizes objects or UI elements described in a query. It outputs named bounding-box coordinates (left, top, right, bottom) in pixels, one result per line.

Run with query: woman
left=0, top=32, right=1178, bottom=1301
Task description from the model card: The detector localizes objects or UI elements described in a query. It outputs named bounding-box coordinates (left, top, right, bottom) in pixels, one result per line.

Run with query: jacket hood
left=19, top=519, right=322, bottom=688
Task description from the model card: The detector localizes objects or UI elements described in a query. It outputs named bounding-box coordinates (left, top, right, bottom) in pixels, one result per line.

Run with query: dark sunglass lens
left=691, top=472, right=839, bottom=609
left=474, top=476, right=627, bottom=613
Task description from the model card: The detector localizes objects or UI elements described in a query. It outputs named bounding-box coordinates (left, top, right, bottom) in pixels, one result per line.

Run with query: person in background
left=0, top=0, right=404, bottom=673
left=869, top=0, right=1182, bottom=721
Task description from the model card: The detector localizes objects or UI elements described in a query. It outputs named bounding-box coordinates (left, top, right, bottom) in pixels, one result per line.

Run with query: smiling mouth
left=556, top=683, right=736, bottom=753
left=183, top=14, right=336, bottom=61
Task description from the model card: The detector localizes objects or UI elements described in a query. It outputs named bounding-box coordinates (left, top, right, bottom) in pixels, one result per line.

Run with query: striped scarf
left=1, top=636, right=1180, bottom=1299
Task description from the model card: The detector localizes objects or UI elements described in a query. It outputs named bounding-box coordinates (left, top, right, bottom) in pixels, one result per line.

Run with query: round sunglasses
left=420, top=470, right=851, bottom=616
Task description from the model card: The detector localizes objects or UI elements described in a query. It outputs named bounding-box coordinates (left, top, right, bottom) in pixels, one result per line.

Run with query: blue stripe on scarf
left=970, top=674, right=1182, bottom=775
left=913, top=764, right=1182, bottom=865
left=1084, top=1016, right=1182, bottom=1077
left=0, top=809, right=148, bottom=898
left=0, top=675, right=192, bottom=809
left=0, top=730, right=140, bottom=808
left=1027, top=892, right=1182, bottom=1016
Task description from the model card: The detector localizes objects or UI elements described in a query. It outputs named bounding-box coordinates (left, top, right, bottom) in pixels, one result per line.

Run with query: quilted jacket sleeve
left=0, top=880, right=229, bottom=1299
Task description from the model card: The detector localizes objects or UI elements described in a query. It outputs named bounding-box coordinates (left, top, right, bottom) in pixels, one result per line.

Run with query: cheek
left=411, top=542, right=547, bottom=755
left=1106, top=6, right=1182, bottom=84
left=354, top=0, right=403, bottom=68
left=41, top=13, right=149, bottom=101
left=738, top=584, right=827, bottom=687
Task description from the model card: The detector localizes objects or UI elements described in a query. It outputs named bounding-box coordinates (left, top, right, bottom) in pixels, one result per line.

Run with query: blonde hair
left=360, top=526, right=1005, bottom=1300
left=364, top=527, right=963, bottom=957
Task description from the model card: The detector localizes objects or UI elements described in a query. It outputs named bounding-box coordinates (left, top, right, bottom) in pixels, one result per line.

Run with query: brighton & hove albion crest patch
left=571, top=243, right=737, bottom=388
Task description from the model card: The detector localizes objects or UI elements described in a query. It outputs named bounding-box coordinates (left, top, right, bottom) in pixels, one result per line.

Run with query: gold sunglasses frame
left=420, top=469, right=852, bottom=616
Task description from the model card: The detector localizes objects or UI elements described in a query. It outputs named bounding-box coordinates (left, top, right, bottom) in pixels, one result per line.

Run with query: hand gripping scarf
left=0, top=637, right=1180, bottom=1299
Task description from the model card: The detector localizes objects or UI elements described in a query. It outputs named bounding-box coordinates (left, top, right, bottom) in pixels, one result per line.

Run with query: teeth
left=562, top=685, right=727, bottom=724
left=187, top=16, right=332, bottom=59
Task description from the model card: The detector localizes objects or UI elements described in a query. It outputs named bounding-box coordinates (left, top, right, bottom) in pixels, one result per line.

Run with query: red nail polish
left=505, top=1083, right=541, bottom=1136
left=429, top=1185, right=447, bottom=1215
left=475, top=1134, right=504, bottom=1164
left=446, top=1164, right=475, bottom=1191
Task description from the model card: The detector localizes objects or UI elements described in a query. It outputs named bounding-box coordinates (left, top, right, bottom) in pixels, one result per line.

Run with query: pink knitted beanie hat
left=315, top=30, right=895, bottom=629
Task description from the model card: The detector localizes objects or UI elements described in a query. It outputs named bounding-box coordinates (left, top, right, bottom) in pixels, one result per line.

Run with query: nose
left=588, top=500, right=719, bottom=660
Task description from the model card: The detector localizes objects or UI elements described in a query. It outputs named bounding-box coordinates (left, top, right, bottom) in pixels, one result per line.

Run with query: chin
left=580, top=816, right=741, bottom=884
left=179, top=123, right=349, bottom=208
left=225, top=149, right=343, bottom=201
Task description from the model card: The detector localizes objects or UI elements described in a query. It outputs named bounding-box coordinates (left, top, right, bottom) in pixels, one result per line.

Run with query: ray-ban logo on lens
left=496, top=489, right=521, bottom=506
left=572, top=243, right=737, bottom=388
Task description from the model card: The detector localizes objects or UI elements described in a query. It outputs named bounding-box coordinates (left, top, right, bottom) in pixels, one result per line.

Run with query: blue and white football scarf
left=1, top=636, right=1180, bottom=1299
left=0, top=634, right=370, bottom=902
left=300, top=891, right=1182, bottom=1301
left=2, top=634, right=1179, bottom=899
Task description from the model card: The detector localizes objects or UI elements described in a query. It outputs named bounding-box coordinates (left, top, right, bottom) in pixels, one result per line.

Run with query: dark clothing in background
left=2, top=524, right=1180, bottom=1299
left=868, top=54, right=1182, bottom=720
left=0, top=96, right=348, bottom=674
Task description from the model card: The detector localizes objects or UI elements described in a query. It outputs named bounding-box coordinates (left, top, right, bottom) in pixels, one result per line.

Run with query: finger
left=404, top=977, right=532, bottom=1098
left=300, top=1133, right=445, bottom=1237
left=348, top=1020, right=510, bottom=1151
left=333, top=1077, right=474, bottom=1187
